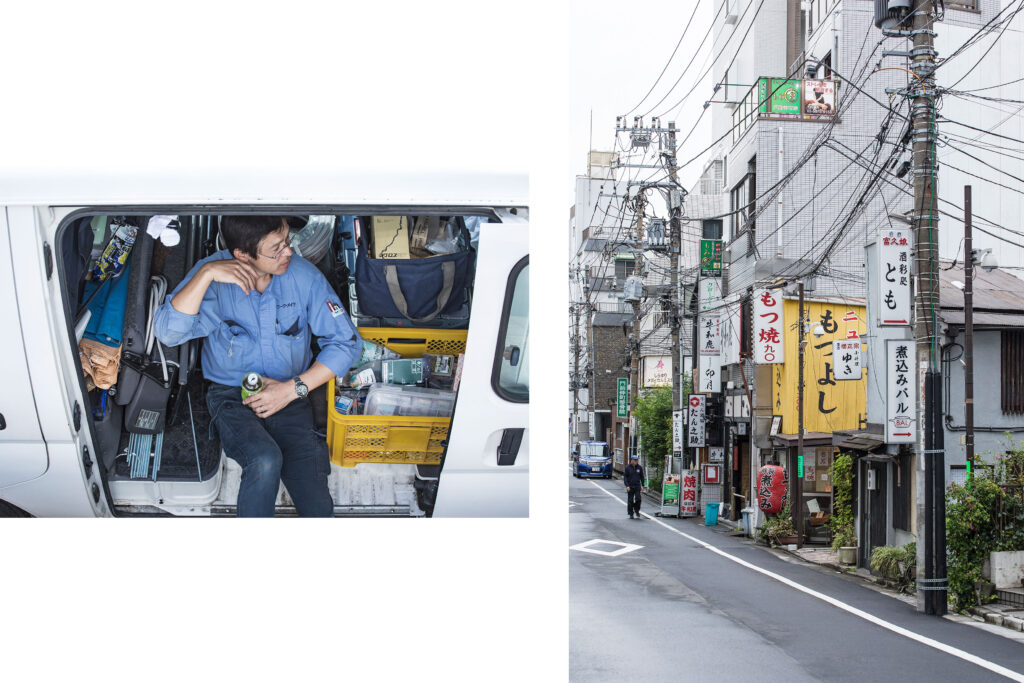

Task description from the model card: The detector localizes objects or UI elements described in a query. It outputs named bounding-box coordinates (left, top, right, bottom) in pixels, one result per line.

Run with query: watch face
left=294, top=379, right=308, bottom=397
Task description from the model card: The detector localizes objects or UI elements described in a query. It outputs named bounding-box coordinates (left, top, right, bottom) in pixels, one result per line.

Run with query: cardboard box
left=371, top=216, right=411, bottom=259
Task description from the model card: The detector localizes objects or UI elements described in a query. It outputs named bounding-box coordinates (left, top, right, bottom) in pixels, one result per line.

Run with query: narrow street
left=570, top=470, right=1024, bottom=682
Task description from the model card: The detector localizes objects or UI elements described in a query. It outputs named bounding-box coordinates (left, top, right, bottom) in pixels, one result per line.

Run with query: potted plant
left=758, top=501, right=798, bottom=547
left=830, top=453, right=857, bottom=563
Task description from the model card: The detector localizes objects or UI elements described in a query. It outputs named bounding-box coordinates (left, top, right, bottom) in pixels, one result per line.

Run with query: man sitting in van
left=154, top=215, right=361, bottom=517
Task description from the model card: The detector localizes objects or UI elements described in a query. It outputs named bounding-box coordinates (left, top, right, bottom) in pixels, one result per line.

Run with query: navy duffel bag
left=355, top=218, right=474, bottom=323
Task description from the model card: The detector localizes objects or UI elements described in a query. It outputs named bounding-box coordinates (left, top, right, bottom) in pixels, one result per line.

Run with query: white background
left=0, top=1, right=566, bottom=680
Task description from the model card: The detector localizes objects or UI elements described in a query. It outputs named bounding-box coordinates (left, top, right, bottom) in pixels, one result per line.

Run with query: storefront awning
left=770, top=432, right=834, bottom=447
left=832, top=429, right=885, bottom=452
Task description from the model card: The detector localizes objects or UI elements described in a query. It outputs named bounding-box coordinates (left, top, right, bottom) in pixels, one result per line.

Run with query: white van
left=0, top=170, right=528, bottom=517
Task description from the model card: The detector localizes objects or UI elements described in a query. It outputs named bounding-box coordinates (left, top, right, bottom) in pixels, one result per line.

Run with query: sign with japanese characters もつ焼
left=753, top=288, right=785, bottom=364
left=699, top=315, right=722, bottom=355
left=878, top=229, right=912, bottom=326
left=687, top=395, right=706, bottom=448
left=832, top=340, right=863, bottom=380
left=886, top=339, right=917, bottom=444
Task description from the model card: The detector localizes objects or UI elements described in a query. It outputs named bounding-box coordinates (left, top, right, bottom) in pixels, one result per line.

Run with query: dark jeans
left=627, top=487, right=642, bottom=516
left=207, top=383, right=333, bottom=517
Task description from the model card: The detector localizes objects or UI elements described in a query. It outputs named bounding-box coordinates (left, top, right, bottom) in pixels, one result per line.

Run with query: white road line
left=570, top=539, right=644, bottom=557
left=585, top=479, right=1024, bottom=682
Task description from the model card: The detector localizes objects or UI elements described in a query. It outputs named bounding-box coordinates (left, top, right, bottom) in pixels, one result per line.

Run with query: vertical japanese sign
left=699, top=278, right=723, bottom=312
left=878, top=229, right=912, bottom=326
left=700, top=239, right=723, bottom=277
left=753, top=288, right=785, bottom=364
left=688, top=395, right=706, bottom=447
left=680, top=470, right=699, bottom=516
left=886, top=340, right=917, bottom=444
left=832, top=340, right=863, bottom=380
left=699, top=315, right=722, bottom=355
left=588, top=411, right=595, bottom=439
left=698, top=354, right=721, bottom=394
left=672, top=410, right=683, bottom=454
left=617, top=378, right=628, bottom=418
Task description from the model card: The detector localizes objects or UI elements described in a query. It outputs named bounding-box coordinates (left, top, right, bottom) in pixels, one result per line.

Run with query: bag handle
left=384, top=261, right=455, bottom=323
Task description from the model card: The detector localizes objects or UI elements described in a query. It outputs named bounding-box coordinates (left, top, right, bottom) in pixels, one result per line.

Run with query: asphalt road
left=570, top=470, right=1024, bottom=682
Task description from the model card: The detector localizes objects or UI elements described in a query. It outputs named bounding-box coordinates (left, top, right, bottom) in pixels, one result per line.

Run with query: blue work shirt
left=154, top=250, right=362, bottom=386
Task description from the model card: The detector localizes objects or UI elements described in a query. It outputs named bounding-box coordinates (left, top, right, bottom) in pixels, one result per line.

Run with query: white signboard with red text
left=886, top=339, right=916, bottom=444
left=753, top=288, right=785, bottom=364
left=878, top=229, right=912, bottom=326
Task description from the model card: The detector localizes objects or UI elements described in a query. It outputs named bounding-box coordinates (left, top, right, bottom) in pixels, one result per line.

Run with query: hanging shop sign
left=699, top=315, right=722, bottom=355
left=687, top=395, right=706, bottom=448
left=832, top=340, right=863, bottom=380
left=672, top=410, right=683, bottom=453
left=753, top=288, right=785, bottom=364
left=698, top=354, right=721, bottom=394
left=886, top=339, right=917, bottom=444
left=757, top=77, right=838, bottom=120
left=878, top=228, right=912, bottom=326
left=680, top=469, right=699, bottom=516
left=699, top=278, right=723, bottom=312
left=773, top=300, right=867, bottom=434
left=617, top=378, right=628, bottom=418
left=700, top=239, right=723, bottom=277
left=642, top=356, right=672, bottom=387
left=709, top=446, right=725, bottom=463
left=661, top=473, right=680, bottom=517
left=703, top=464, right=721, bottom=484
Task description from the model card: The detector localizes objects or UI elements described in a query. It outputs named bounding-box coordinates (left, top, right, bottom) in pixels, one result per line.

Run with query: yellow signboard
left=773, top=300, right=867, bottom=434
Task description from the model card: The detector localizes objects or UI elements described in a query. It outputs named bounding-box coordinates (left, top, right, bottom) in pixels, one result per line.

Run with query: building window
left=741, top=296, right=752, bottom=356
left=820, top=51, right=832, bottom=79
left=1002, top=330, right=1024, bottom=414
left=729, top=156, right=756, bottom=250
left=614, top=257, right=635, bottom=288
left=703, top=219, right=723, bottom=240
left=947, top=0, right=978, bottom=9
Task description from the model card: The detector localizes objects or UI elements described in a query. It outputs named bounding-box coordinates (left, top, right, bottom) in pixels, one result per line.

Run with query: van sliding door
left=433, top=215, right=528, bottom=517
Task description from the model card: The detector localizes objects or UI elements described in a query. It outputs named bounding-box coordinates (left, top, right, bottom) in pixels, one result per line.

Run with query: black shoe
left=628, top=513, right=634, bottom=519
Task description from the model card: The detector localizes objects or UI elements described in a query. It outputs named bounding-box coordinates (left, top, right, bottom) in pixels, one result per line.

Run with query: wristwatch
left=293, top=377, right=309, bottom=398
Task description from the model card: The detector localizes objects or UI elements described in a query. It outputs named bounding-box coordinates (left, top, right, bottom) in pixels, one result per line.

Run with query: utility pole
left=668, top=122, right=683, bottom=424
left=908, top=0, right=946, bottom=615
left=796, top=281, right=806, bottom=549
left=572, top=301, right=581, bottom=447
left=964, top=186, right=974, bottom=480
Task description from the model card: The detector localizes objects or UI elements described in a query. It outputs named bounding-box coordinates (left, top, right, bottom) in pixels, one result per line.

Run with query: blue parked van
left=572, top=441, right=612, bottom=479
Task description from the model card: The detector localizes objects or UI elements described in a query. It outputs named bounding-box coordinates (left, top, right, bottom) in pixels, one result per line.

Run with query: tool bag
left=354, top=217, right=474, bottom=324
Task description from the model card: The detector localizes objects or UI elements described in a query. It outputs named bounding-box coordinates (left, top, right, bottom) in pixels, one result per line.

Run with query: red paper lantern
left=757, top=465, right=787, bottom=514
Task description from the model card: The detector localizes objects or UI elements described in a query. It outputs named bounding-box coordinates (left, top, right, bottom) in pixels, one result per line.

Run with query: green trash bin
left=705, top=502, right=719, bottom=526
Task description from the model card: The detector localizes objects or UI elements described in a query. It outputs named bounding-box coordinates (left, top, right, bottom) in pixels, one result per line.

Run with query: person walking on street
left=624, top=454, right=645, bottom=519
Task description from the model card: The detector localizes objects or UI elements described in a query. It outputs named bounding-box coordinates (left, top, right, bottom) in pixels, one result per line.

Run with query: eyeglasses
left=258, top=235, right=294, bottom=260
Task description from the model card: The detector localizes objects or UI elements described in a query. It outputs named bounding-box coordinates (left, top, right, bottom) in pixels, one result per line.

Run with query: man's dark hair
left=220, top=215, right=288, bottom=259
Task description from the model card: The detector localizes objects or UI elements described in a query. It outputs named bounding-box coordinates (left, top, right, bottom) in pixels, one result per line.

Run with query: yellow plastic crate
left=326, top=327, right=467, bottom=467
left=356, top=326, right=467, bottom=358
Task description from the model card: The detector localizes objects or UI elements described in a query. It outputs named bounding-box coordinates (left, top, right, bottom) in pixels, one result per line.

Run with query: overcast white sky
left=569, top=0, right=716, bottom=203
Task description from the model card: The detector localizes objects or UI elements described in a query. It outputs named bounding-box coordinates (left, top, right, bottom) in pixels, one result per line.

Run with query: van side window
left=492, top=257, right=529, bottom=402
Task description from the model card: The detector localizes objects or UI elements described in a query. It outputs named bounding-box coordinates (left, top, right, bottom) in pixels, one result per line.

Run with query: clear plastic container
left=364, top=384, right=455, bottom=418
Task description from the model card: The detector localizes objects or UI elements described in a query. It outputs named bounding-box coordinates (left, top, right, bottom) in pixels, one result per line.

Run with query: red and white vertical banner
left=753, top=288, right=785, bottom=364
left=680, top=469, right=699, bottom=516
left=878, top=229, right=912, bottom=326
left=886, top=339, right=916, bottom=444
